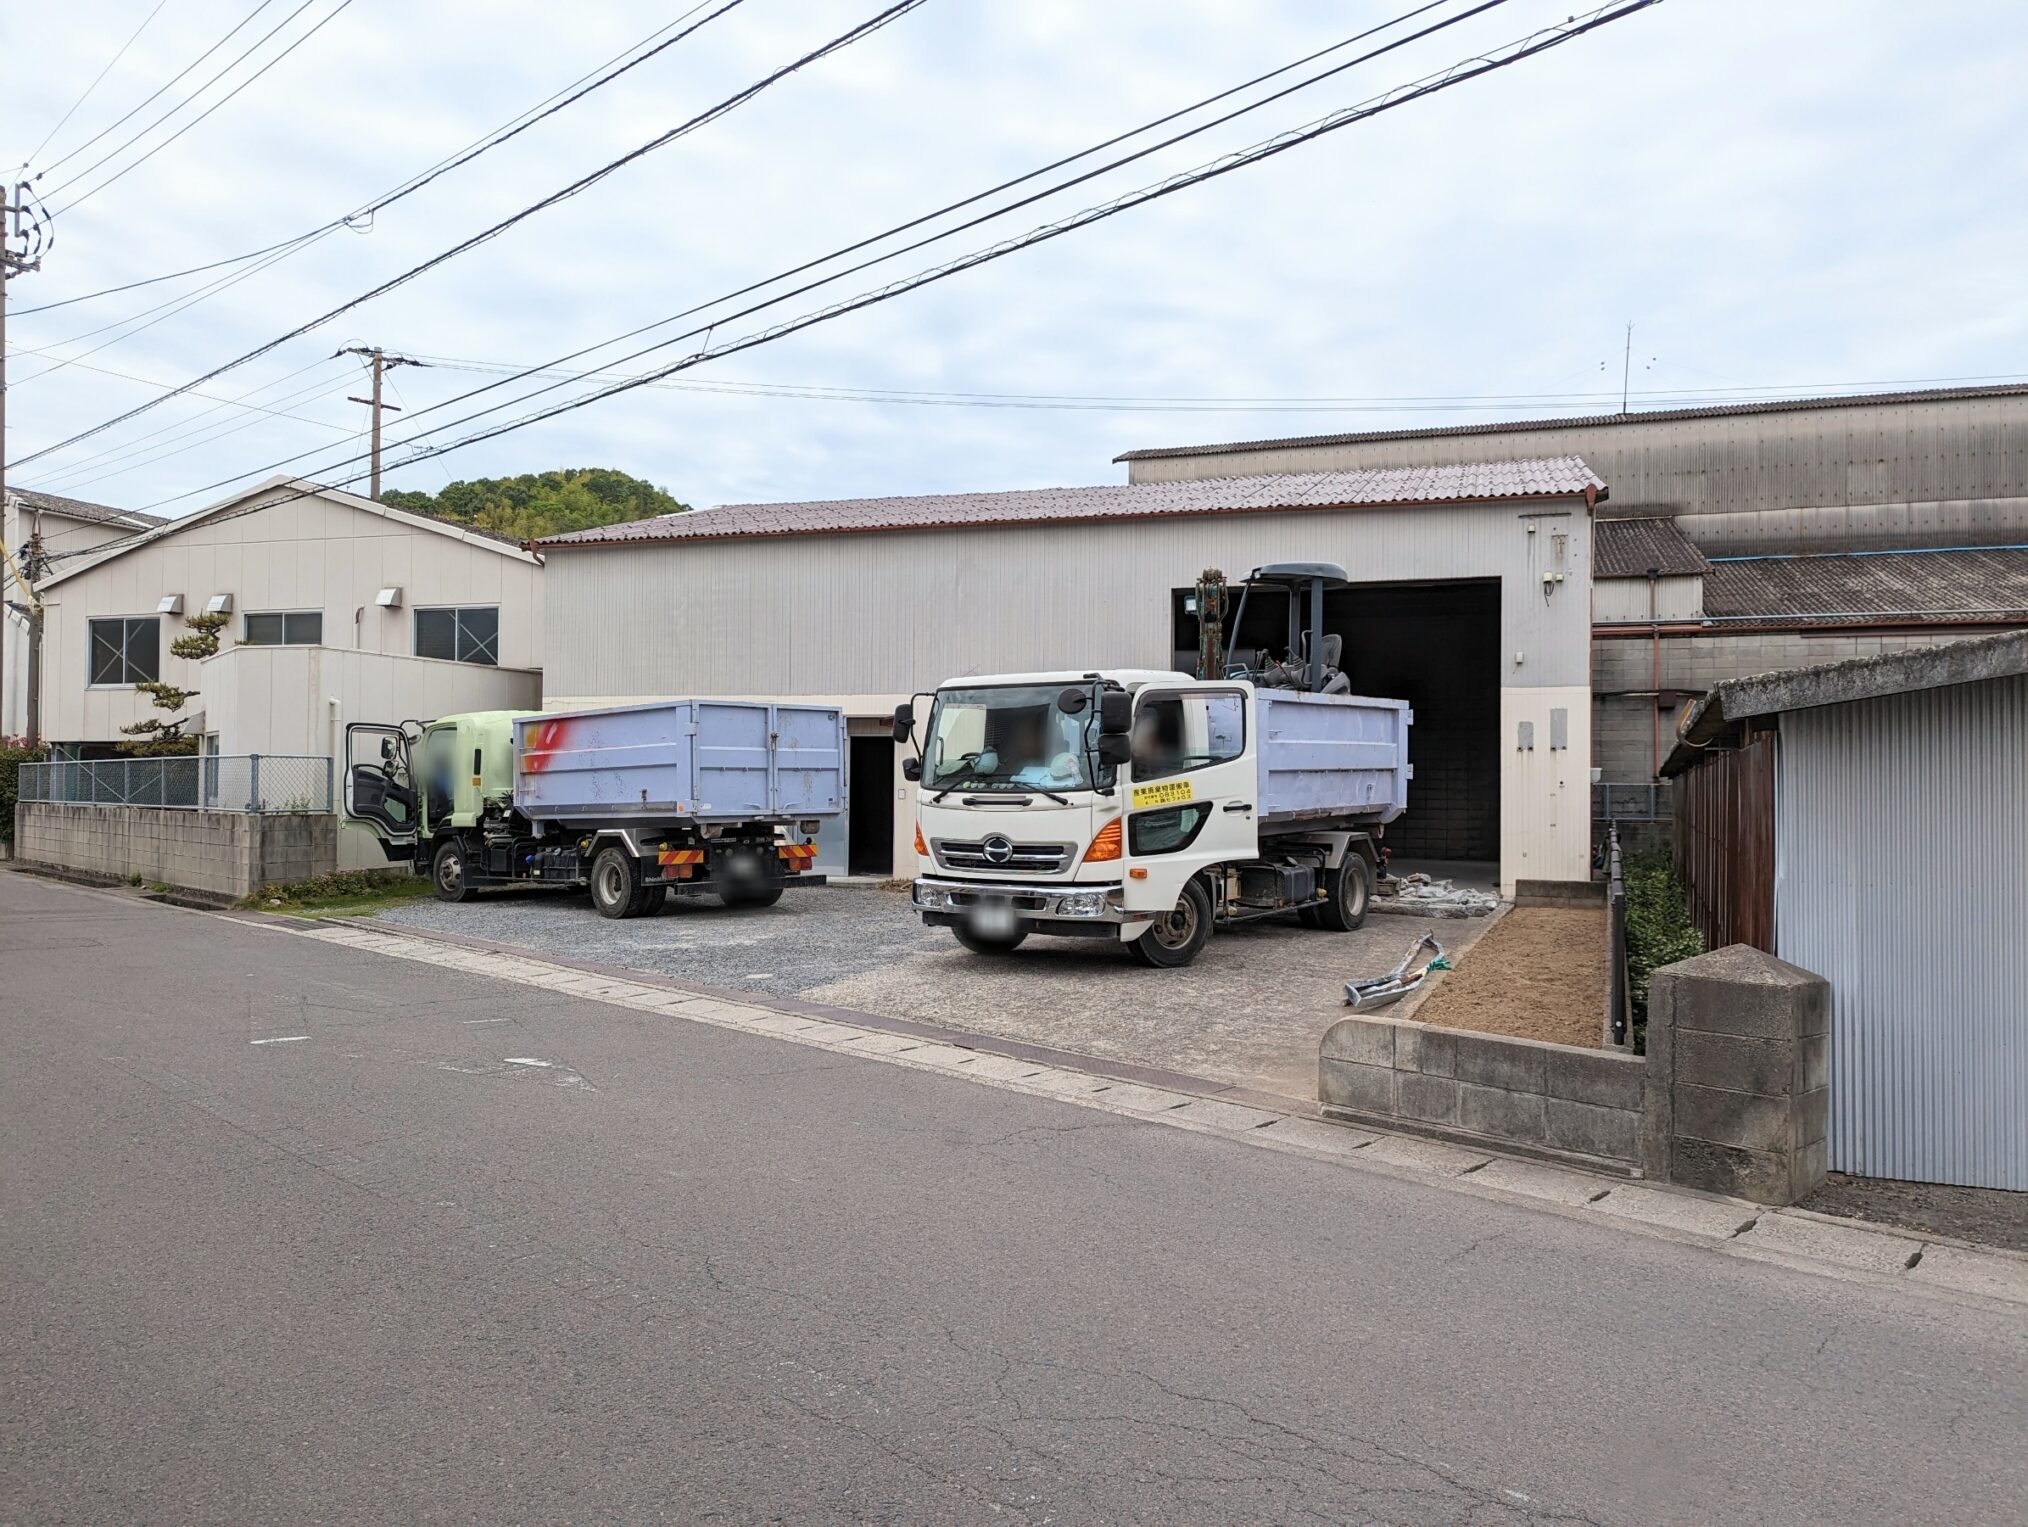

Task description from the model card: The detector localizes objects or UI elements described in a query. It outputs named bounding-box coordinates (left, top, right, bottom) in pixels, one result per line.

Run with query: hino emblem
left=981, top=835, right=1014, bottom=865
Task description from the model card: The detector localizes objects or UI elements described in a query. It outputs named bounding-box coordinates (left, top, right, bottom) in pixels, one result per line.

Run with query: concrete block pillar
left=1642, top=944, right=1830, bottom=1205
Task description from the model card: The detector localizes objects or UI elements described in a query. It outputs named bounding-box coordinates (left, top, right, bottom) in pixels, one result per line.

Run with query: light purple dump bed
left=513, top=701, right=846, bottom=826
left=1253, top=688, right=1411, bottom=829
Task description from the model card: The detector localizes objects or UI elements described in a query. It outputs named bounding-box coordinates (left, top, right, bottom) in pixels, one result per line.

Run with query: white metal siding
left=1775, top=673, right=2028, bottom=1190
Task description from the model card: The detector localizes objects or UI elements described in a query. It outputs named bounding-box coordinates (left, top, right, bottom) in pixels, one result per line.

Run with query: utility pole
left=4, top=177, right=51, bottom=743
left=338, top=346, right=422, bottom=500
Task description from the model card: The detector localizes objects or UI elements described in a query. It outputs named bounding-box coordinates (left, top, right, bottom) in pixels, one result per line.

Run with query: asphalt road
left=4, top=871, right=2024, bottom=1525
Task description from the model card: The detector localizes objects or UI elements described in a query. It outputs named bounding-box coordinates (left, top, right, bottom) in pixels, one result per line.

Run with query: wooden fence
left=1673, top=725, right=1776, bottom=953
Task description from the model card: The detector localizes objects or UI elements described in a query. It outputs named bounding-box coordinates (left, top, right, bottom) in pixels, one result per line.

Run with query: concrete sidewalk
left=284, top=910, right=2028, bottom=1313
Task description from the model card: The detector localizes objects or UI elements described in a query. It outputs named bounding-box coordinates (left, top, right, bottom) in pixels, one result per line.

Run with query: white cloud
left=6, top=0, right=2025, bottom=515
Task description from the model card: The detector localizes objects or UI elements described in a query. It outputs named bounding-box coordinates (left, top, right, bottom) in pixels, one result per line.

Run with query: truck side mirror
left=1098, top=691, right=1133, bottom=736
left=901, top=757, right=922, bottom=782
left=1097, top=733, right=1133, bottom=767
left=890, top=702, right=914, bottom=744
left=380, top=737, right=394, bottom=761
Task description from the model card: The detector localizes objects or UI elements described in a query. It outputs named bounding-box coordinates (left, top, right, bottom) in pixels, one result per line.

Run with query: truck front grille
left=934, top=839, right=1072, bottom=873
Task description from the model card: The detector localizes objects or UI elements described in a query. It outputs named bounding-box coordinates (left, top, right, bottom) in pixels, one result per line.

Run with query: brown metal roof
left=5, top=486, right=164, bottom=530
left=539, top=458, right=1605, bottom=548
left=1595, top=516, right=1710, bottom=578
left=1701, top=547, right=2028, bottom=627
left=1113, top=381, right=2028, bottom=463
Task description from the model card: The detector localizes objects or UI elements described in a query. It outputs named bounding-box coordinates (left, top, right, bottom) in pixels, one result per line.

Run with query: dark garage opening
left=849, top=735, right=896, bottom=876
left=1173, top=577, right=1500, bottom=867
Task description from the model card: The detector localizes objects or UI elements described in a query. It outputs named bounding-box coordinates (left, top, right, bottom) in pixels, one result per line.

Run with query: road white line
left=251, top=1035, right=309, bottom=1045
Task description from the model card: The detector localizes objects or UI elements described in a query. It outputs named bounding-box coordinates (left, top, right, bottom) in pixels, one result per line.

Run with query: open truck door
left=343, top=722, right=419, bottom=861
left=1116, top=682, right=1256, bottom=965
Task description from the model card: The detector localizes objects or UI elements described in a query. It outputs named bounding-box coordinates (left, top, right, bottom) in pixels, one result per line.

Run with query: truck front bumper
left=911, top=875, right=1135, bottom=937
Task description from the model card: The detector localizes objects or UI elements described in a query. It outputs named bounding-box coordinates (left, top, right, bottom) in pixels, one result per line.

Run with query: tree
left=383, top=468, right=688, bottom=542
left=117, top=610, right=230, bottom=756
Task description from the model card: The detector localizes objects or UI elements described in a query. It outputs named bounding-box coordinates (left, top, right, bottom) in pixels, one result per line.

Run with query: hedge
left=0, top=742, right=46, bottom=847
left=1625, top=851, right=1704, bottom=1043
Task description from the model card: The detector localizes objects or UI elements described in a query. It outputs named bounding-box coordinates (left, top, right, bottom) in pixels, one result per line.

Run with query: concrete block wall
left=1319, top=1013, right=1645, bottom=1171
left=1642, top=944, right=1830, bottom=1205
left=16, top=803, right=336, bottom=900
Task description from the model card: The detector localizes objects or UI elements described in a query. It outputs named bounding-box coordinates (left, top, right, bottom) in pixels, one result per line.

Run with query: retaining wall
left=15, top=802, right=335, bottom=900
left=1319, top=1013, right=1645, bottom=1172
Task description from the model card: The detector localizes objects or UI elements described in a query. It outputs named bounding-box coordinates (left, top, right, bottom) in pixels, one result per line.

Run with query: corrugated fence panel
left=1776, top=673, right=2028, bottom=1190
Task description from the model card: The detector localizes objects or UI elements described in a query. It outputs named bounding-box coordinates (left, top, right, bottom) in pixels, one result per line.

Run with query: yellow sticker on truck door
left=1131, top=778, right=1195, bottom=809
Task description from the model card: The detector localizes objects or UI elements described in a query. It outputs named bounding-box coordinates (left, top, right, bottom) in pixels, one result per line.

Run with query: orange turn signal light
left=914, top=823, right=928, bottom=857
left=1083, top=819, right=1123, bottom=863
left=1128, top=867, right=1148, bottom=880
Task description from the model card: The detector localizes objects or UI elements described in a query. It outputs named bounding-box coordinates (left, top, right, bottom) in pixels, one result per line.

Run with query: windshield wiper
left=931, top=770, right=1074, bottom=806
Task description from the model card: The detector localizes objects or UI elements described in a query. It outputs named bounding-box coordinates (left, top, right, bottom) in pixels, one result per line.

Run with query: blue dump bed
left=513, top=701, right=846, bottom=826
left=1254, top=688, right=1412, bottom=829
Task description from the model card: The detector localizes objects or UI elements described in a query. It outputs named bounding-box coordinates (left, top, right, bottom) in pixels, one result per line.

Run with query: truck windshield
left=924, top=684, right=1096, bottom=794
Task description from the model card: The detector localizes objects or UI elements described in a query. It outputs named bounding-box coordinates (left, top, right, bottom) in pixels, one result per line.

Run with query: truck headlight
left=1056, top=890, right=1108, bottom=918
left=912, top=882, right=947, bottom=909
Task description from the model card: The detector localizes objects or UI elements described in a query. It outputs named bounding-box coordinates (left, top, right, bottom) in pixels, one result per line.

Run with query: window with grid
left=88, top=617, right=160, bottom=685
left=414, top=606, right=500, bottom=666
left=242, top=610, right=324, bottom=645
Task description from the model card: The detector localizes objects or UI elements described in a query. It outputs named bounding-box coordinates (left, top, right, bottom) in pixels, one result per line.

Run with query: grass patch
left=1624, top=851, right=1704, bottom=1050
left=240, top=869, right=433, bottom=917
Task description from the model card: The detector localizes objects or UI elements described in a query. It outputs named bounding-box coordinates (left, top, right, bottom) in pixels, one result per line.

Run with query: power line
left=371, top=1, right=1671, bottom=484
left=21, top=0, right=175, bottom=169
left=33, top=1, right=280, bottom=181
left=11, top=0, right=732, bottom=320
left=77, top=0, right=1662, bottom=530
left=49, top=0, right=358, bottom=216
left=14, top=0, right=924, bottom=470
left=104, top=0, right=1514, bottom=505
left=408, top=356, right=2028, bottom=414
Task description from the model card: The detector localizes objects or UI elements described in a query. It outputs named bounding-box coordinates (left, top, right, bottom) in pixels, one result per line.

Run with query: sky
left=4, top=0, right=2026, bottom=522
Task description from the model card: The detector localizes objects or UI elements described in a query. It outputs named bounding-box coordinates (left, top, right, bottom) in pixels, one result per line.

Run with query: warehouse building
left=1115, top=381, right=2028, bottom=848
left=539, top=460, right=1605, bottom=893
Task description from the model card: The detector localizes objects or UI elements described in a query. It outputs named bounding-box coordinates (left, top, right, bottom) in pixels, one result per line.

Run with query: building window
left=242, top=610, right=323, bottom=645
left=1131, top=689, right=1247, bottom=782
left=88, top=617, right=159, bottom=685
left=415, top=606, right=499, bottom=666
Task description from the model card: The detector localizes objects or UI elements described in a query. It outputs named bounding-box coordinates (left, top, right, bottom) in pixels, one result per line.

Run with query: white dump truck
left=894, top=564, right=1412, bottom=968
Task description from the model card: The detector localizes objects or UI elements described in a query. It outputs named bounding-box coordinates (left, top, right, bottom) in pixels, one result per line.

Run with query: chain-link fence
left=18, top=755, right=334, bottom=813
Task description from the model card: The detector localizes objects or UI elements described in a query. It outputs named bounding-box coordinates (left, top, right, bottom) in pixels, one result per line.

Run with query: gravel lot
left=377, top=881, right=1492, bottom=1099
left=377, top=883, right=944, bottom=998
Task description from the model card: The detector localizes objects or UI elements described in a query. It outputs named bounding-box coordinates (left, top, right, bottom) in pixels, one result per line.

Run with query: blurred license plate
left=968, top=899, right=1018, bottom=937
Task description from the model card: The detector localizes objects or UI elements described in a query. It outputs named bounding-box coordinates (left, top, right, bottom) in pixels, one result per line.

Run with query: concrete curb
left=250, top=909, right=2028, bottom=1315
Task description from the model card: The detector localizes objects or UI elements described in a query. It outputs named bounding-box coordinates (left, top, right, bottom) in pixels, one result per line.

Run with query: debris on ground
left=1802, top=1173, right=2028, bottom=1253
left=1345, top=935, right=1450, bottom=1010
left=1374, top=872, right=1498, bottom=918
left=1410, top=906, right=1609, bottom=1048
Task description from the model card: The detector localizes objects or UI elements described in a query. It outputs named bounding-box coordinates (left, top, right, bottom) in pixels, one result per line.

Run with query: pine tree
left=117, top=610, right=231, bottom=756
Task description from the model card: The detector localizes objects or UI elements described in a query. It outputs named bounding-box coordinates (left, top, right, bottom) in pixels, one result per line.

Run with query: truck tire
left=1129, top=880, right=1213, bottom=968
left=726, top=886, right=784, bottom=909
left=431, top=838, right=474, bottom=903
left=953, top=925, right=1027, bottom=955
left=631, top=884, right=668, bottom=917
left=590, top=845, right=643, bottom=919
left=1314, top=854, right=1372, bottom=932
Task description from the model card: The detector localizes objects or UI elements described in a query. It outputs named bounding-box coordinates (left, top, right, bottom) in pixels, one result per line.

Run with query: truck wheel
left=726, top=886, right=784, bottom=909
left=1315, top=854, right=1372, bottom=932
left=1129, top=880, right=1213, bottom=968
left=953, top=925, right=1027, bottom=955
left=432, top=839, right=473, bottom=903
left=590, top=845, right=642, bottom=919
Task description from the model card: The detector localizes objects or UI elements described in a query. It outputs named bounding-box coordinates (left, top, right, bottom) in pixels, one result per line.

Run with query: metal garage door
left=1775, top=673, right=2028, bottom=1190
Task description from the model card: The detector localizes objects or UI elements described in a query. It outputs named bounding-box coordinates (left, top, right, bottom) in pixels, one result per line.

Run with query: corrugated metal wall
left=1776, top=673, right=2028, bottom=1190
left=1124, top=392, right=2028, bottom=544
